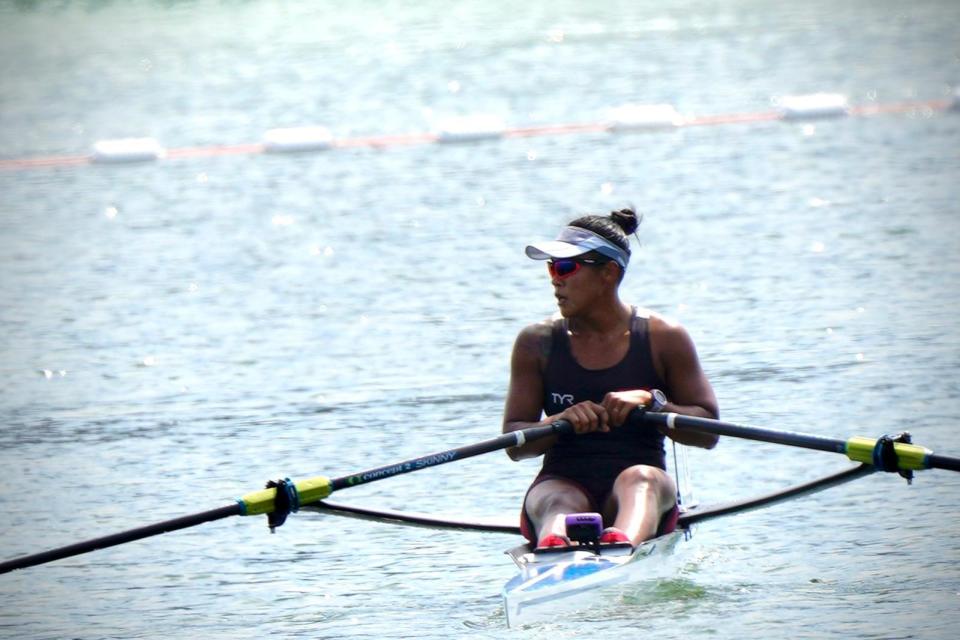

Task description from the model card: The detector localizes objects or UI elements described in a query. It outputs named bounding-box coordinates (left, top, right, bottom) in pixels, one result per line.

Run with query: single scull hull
left=502, top=527, right=688, bottom=627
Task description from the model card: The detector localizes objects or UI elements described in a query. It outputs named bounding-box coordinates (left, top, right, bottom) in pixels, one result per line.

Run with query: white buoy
left=434, top=115, right=505, bottom=143
left=91, top=138, right=164, bottom=163
left=778, top=93, right=849, bottom=120
left=262, top=126, right=333, bottom=153
left=952, top=86, right=960, bottom=111
left=605, top=104, right=683, bottom=131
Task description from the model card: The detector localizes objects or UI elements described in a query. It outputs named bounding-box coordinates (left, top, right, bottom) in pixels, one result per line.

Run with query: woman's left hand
left=601, top=389, right=654, bottom=427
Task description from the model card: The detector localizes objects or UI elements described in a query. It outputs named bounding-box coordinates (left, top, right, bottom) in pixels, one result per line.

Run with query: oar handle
left=513, top=419, right=574, bottom=444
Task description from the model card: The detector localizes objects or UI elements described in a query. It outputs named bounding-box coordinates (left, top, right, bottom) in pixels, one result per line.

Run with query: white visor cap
left=525, top=226, right=629, bottom=269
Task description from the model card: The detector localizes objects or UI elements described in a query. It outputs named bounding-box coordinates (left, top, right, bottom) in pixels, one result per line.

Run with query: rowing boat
left=501, top=439, right=695, bottom=627
left=502, top=524, right=688, bottom=627
left=306, top=458, right=879, bottom=626
left=308, top=463, right=878, bottom=626
left=499, top=455, right=877, bottom=626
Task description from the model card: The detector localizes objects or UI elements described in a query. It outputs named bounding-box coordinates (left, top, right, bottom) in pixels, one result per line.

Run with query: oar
left=643, top=411, right=960, bottom=474
left=0, top=420, right=572, bottom=574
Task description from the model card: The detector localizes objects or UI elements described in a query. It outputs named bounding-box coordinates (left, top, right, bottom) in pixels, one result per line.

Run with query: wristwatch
left=648, top=389, right=668, bottom=413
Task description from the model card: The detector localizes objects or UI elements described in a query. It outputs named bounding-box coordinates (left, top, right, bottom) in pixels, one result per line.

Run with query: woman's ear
left=602, top=261, right=622, bottom=285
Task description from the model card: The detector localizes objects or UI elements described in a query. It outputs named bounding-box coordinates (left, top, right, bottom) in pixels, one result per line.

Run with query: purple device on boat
left=564, top=512, right=603, bottom=544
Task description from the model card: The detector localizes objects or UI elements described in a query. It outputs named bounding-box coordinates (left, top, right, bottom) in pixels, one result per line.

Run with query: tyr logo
left=551, top=393, right=575, bottom=406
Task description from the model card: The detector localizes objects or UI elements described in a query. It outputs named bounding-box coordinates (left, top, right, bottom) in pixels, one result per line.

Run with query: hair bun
left=610, top=207, right=640, bottom=235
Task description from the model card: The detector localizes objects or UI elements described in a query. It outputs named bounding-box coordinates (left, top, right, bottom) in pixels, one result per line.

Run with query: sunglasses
left=547, top=257, right=609, bottom=280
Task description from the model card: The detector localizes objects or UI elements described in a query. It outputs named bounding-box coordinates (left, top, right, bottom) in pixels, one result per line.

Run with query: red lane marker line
left=164, top=143, right=265, bottom=158
left=504, top=123, right=609, bottom=138
left=332, top=133, right=439, bottom=148
left=683, top=111, right=782, bottom=126
left=0, top=155, right=91, bottom=170
left=0, top=100, right=953, bottom=172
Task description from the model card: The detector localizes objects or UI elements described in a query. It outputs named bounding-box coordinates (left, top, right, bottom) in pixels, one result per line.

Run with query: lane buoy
left=434, top=115, right=506, bottom=143
left=778, top=93, right=849, bottom=120
left=262, top=126, right=333, bottom=153
left=91, top=138, right=164, bottom=163
left=605, top=104, right=683, bottom=131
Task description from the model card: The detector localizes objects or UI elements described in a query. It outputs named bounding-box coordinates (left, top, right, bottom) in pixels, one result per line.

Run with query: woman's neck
left=566, top=299, right=632, bottom=336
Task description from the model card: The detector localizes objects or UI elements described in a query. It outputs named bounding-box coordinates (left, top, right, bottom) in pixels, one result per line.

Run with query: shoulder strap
left=630, top=306, right=646, bottom=339
left=539, top=317, right=567, bottom=374
left=551, top=317, right=569, bottom=354
left=629, top=306, right=655, bottom=363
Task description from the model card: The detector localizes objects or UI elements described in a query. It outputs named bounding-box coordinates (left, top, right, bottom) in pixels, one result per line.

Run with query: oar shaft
left=644, top=412, right=960, bottom=473
left=327, top=421, right=571, bottom=493
left=927, top=453, right=960, bottom=473
left=242, top=421, right=572, bottom=514
left=643, top=412, right=847, bottom=454
left=1, top=420, right=571, bottom=574
left=0, top=504, right=241, bottom=575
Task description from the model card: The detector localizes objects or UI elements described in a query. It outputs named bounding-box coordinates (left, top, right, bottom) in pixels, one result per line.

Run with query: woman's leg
left=604, top=465, right=677, bottom=544
left=523, top=477, right=593, bottom=542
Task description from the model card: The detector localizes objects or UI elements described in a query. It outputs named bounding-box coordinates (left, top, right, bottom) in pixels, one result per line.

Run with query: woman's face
left=548, top=257, right=614, bottom=316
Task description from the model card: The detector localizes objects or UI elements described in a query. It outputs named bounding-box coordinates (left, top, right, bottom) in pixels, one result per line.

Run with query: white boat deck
left=502, top=528, right=689, bottom=627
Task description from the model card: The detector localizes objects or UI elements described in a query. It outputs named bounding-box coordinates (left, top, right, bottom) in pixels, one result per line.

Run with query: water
left=1, top=1, right=959, bottom=638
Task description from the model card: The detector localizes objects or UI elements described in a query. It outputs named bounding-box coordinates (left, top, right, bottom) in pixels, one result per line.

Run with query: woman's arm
left=502, top=323, right=557, bottom=460
left=649, top=315, right=720, bottom=449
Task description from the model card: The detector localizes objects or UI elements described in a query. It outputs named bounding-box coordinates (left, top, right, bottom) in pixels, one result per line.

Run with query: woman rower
left=502, top=208, right=719, bottom=548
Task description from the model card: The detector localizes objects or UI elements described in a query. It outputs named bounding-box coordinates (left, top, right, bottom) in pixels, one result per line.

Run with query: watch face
left=651, top=389, right=667, bottom=410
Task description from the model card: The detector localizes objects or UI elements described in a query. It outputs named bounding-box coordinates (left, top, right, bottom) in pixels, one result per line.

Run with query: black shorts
left=519, top=465, right=675, bottom=543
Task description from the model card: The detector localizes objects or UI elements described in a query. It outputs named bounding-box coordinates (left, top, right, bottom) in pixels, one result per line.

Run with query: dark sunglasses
left=547, top=257, right=609, bottom=280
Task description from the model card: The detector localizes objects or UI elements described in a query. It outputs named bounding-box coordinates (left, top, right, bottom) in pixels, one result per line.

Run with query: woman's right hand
left=557, top=401, right=610, bottom=434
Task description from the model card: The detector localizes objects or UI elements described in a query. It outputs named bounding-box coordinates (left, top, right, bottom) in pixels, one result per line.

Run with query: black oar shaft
left=0, top=504, right=241, bottom=575
left=328, top=421, right=570, bottom=492
left=927, top=453, right=960, bottom=473
left=0, top=420, right=570, bottom=574
left=643, top=412, right=847, bottom=454
left=644, top=412, right=960, bottom=473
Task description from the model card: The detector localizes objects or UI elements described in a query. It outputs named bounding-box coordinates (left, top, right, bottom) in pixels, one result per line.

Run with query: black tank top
left=541, top=308, right=668, bottom=476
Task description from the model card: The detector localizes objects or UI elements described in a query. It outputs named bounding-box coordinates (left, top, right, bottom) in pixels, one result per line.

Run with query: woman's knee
left=612, top=465, right=674, bottom=498
left=525, top=481, right=591, bottom=518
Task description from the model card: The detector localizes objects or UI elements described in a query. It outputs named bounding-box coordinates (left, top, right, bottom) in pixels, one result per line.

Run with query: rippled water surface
left=1, top=1, right=959, bottom=638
